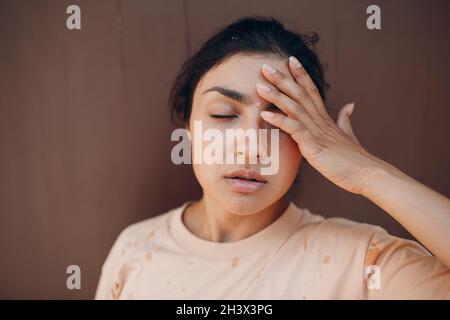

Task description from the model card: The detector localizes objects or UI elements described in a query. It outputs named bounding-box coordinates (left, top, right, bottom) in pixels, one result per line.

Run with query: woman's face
left=188, top=53, right=302, bottom=215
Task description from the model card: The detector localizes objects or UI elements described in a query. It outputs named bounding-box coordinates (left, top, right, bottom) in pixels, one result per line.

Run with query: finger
left=337, top=103, right=360, bottom=145
left=288, top=56, right=329, bottom=118
left=261, top=63, right=319, bottom=119
left=256, top=83, right=314, bottom=129
left=259, top=110, right=313, bottom=147
left=260, top=110, right=305, bottom=137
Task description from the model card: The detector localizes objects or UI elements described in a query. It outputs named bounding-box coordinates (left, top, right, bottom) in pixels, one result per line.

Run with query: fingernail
left=289, top=56, right=302, bottom=69
left=262, top=63, right=276, bottom=74
left=348, top=103, right=355, bottom=115
left=256, top=83, right=271, bottom=92
left=260, top=111, right=274, bottom=118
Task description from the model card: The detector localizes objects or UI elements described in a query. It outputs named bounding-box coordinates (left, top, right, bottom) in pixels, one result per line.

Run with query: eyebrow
left=201, top=86, right=278, bottom=110
left=202, top=86, right=252, bottom=105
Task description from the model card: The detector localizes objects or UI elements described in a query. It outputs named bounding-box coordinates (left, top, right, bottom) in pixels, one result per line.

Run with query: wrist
left=358, top=157, right=405, bottom=199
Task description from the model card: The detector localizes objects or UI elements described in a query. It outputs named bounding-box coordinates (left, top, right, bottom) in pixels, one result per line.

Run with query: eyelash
left=210, top=114, right=238, bottom=120
left=209, top=104, right=280, bottom=120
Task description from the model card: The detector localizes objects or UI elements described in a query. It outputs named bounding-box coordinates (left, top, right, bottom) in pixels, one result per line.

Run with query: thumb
left=337, top=103, right=360, bottom=145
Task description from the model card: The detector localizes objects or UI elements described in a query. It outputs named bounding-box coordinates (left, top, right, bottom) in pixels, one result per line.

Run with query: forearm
left=361, top=158, right=450, bottom=268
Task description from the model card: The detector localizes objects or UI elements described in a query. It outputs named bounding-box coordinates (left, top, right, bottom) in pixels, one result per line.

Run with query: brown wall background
left=0, top=0, right=449, bottom=299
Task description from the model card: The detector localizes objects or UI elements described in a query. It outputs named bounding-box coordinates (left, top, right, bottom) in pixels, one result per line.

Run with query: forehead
left=194, top=53, right=293, bottom=104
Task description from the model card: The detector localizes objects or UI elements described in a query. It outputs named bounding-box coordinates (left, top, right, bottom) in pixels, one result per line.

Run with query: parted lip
left=224, top=169, right=267, bottom=183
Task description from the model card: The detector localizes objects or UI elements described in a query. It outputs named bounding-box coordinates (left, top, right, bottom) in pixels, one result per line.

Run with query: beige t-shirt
left=95, top=202, right=450, bottom=299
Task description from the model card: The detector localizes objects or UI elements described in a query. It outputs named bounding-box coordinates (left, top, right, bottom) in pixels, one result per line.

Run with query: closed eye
left=210, top=114, right=238, bottom=120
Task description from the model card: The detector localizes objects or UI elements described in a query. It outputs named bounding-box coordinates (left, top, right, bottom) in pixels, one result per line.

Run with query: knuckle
left=276, top=70, right=286, bottom=80
left=295, top=67, right=308, bottom=78
left=309, top=85, right=319, bottom=94
left=297, top=86, right=308, bottom=98
left=271, top=88, right=281, bottom=98
left=292, top=125, right=307, bottom=141
left=272, top=71, right=285, bottom=84
left=282, top=98, right=297, bottom=114
left=290, top=86, right=306, bottom=103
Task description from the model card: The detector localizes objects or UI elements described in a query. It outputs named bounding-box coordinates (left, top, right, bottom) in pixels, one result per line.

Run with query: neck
left=182, top=194, right=289, bottom=242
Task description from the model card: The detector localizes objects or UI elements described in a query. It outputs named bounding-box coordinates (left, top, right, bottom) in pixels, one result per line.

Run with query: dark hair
left=169, top=16, right=329, bottom=124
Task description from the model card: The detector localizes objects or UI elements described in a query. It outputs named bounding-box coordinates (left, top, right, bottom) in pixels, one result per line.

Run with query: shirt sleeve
left=363, top=226, right=450, bottom=299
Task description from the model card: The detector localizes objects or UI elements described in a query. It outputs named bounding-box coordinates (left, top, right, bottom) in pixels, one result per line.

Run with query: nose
left=233, top=110, right=269, bottom=165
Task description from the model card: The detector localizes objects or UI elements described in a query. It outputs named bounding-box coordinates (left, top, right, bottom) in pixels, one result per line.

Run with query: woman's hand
left=256, top=56, right=385, bottom=195
left=256, top=56, right=450, bottom=269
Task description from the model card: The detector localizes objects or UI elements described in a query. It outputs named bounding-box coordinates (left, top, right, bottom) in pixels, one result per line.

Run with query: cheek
left=189, top=130, right=222, bottom=190
left=192, top=163, right=208, bottom=184
left=277, top=134, right=302, bottom=180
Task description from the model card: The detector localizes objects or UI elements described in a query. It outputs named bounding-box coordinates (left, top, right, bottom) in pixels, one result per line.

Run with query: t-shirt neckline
left=169, top=201, right=303, bottom=260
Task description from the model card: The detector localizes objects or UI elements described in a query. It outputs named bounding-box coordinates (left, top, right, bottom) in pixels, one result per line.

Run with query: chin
left=217, top=192, right=275, bottom=216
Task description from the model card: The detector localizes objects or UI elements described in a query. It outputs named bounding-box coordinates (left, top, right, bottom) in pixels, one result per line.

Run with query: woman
left=95, top=17, right=450, bottom=299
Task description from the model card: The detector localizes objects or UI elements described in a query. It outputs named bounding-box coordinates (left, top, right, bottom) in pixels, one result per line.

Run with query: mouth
left=224, top=169, right=267, bottom=194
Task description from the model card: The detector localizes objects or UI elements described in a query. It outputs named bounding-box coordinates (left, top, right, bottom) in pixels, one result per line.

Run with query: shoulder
left=114, top=205, right=179, bottom=249
left=100, top=204, right=184, bottom=269
left=95, top=205, right=184, bottom=299
left=288, top=205, right=386, bottom=262
left=296, top=206, right=383, bottom=243
left=269, top=205, right=389, bottom=298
